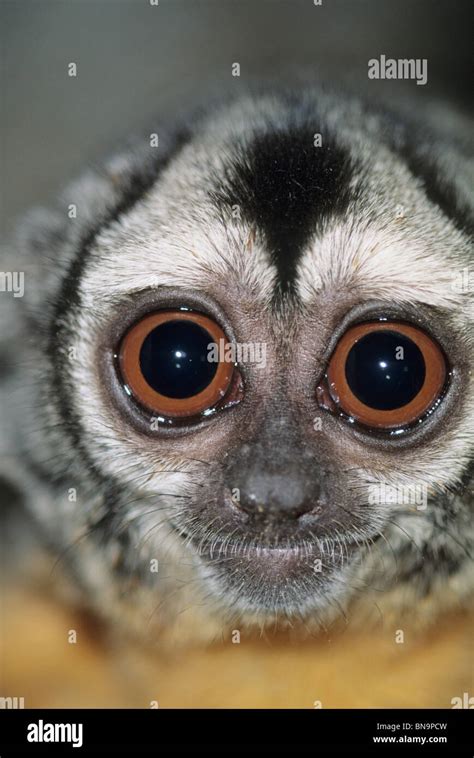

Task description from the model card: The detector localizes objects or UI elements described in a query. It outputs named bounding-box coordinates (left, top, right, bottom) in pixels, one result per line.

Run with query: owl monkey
left=1, top=87, right=473, bottom=645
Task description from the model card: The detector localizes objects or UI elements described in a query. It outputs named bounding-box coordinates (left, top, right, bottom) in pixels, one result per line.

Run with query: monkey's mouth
left=171, top=521, right=365, bottom=616
left=170, top=520, right=362, bottom=589
left=167, top=481, right=374, bottom=614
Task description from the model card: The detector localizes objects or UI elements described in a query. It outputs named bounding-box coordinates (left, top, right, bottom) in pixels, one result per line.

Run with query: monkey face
left=4, top=90, right=473, bottom=634
left=90, top=282, right=462, bottom=622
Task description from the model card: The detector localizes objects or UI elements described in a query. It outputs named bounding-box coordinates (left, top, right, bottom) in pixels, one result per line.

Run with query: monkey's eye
left=324, top=321, right=447, bottom=429
left=118, top=311, right=235, bottom=418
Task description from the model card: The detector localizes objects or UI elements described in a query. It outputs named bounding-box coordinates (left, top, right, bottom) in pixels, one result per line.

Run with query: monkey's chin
left=192, top=539, right=359, bottom=618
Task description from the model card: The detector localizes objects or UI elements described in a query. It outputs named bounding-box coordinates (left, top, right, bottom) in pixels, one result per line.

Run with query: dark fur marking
left=375, top=103, right=473, bottom=238
left=210, top=115, right=354, bottom=296
left=400, top=143, right=473, bottom=238
left=48, top=128, right=192, bottom=484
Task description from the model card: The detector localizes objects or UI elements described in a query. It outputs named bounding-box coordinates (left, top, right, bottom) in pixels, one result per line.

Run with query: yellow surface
left=2, top=587, right=472, bottom=708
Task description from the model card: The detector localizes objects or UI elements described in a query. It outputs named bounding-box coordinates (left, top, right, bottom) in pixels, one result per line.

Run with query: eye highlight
left=324, top=321, right=447, bottom=429
left=118, top=310, right=235, bottom=418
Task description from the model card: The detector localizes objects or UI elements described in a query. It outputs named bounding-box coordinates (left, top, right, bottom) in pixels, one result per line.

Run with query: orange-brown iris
left=325, top=321, right=447, bottom=429
left=118, top=311, right=234, bottom=418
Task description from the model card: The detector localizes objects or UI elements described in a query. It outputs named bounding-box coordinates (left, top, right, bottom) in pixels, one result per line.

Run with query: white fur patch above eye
left=82, top=194, right=276, bottom=309
left=296, top=219, right=472, bottom=318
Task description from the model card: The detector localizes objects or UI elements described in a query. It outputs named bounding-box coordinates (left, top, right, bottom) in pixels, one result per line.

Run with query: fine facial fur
left=1, top=86, right=473, bottom=644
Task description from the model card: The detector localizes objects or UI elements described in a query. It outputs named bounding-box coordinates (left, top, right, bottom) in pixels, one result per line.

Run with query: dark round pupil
left=345, top=330, right=425, bottom=411
left=139, top=320, right=217, bottom=399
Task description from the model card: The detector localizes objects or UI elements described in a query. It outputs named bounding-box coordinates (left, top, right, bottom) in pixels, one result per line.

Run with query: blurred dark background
left=2, top=0, right=472, bottom=230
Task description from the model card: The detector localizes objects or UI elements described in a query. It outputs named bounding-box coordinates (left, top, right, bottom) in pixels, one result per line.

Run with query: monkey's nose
left=236, top=468, right=319, bottom=519
left=224, top=420, right=323, bottom=522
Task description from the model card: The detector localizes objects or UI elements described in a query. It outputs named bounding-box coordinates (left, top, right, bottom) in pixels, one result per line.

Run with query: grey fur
left=1, top=86, right=473, bottom=643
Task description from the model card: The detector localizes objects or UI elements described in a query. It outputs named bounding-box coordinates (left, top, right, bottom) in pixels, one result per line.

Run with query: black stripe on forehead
left=210, top=121, right=354, bottom=296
